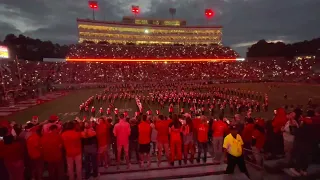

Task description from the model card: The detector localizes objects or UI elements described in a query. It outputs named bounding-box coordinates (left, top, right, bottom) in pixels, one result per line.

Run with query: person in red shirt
left=169, top=114, right=182, bottom=166
left=2, top=133, right=24, bottom=180
left=197, top=116, right=209, bottom=163
left=271, top=107, right=286, bottom=157
left=40, top=124, right=63, bottom=180
left=26, top=126, right=43, bottom=180
left=138, top=115, right=152, bottom=168
left=61, top=122, right=82, bottom=180
left=96, top=117, right=111, bottom=168
left=242, top=118, right=255, bottom=149
left=252, top=118, right=266, bottom=166
left=212, top=114, right=228, bottom=163
left=192, top=114, right=202, bottom=143
left=155, top=115, right=172, bottom=166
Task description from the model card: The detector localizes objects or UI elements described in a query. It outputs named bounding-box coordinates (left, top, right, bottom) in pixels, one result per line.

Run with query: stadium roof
left=77, top=19, right=222, bottom=29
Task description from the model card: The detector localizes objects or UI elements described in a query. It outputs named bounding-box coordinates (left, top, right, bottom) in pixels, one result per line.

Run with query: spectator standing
left=169, top=115, right=182, bottom=166
left=182, top=117, right=195, bottom=164
left=138, top=115, right=152, bottom=167
left=26, top=126, right=43, bottom=180
left=251, top=118, right=266, bottom=166
left=197, top=116, right=209, bottom=163
left=289, top=110, right=314, bottom=176
left=96, top=117, right=111, bottom=168
left=212, top=114, right=228, bottom=163
left=2, top=128, right=25, bottom=180
left=223, top=125, right=249, bottom=178
left=129, top=118, right=139, bottom=163
left=40, top=124, right=64, bottom=180
left=81, top=120, right=98, bottom=180
left=61, top=122, right=82, bottom=180
left=155, top=115, right=172, bottom=166
left=113, top=114, right=131, bottom=169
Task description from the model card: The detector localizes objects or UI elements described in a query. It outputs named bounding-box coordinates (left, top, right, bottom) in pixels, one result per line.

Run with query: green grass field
left=6, top=83, right=320, bottom=124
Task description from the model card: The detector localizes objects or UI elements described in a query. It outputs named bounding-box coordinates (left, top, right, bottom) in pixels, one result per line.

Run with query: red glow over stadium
left=205, top=9, right=215, bottom=19
left=66, top=58, right=236, bottom=62
left=88, top=1, right=98, bottom=9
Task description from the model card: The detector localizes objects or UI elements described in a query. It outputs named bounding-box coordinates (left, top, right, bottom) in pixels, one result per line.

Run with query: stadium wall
left=43, top=58, right=66, bottom=62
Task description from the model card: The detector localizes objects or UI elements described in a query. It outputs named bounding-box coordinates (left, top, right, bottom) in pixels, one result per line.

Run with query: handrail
left=243, top=148, right=265, bottom=170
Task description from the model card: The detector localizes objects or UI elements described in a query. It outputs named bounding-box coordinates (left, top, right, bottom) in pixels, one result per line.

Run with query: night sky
left=1, top=0, right=319, bottom=56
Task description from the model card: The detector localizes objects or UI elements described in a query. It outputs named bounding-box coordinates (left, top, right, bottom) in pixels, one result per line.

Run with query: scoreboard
left=0, top=46, right=9, bottom=59
left=122, top=16, right=186, bottom=26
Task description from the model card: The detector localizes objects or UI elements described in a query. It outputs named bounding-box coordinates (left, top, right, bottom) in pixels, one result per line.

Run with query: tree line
left=0, top=34, right=319, bottom=61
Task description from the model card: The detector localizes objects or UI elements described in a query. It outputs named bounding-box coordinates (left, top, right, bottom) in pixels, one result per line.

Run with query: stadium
left=66, top=16, right=241, bottom=62
left=0, top=3, right=320, bottom=180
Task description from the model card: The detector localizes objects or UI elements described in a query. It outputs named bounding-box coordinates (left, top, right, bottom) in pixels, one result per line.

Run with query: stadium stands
left=67, top=44, right=239, bottom=60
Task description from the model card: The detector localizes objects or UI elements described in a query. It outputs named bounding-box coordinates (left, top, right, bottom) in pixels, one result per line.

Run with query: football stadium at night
left=1, top=1, right=320, bottom=180
left=66, top=13, right=241, bottom=62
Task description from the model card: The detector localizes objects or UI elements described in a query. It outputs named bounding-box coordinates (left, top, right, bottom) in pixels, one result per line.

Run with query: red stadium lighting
left=66, top=58, right=236, bottom=62
left=88, top=1, right=98, bottom=20
left=205, top=9, right=215, bottom=19
left=88, top=1, right=98, bottom=9
left=131, top=5, right=140, bottom=16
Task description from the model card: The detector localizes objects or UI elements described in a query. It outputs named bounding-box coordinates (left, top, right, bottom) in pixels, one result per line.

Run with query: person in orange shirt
left=26, top=126, right=43, bottom=180
left=212, top=114, right=228, bottom=163
left=169, top=114, right=182, bottom=166
left=40, top=124, right=63, bottom=180
left=197, top=116, right=209, bottom=163
left=138, top=115, right=152, bottom=168
left=155, top=115, right=172, bottom=166
left=61, top=121, right=82, bottom=180
left=96, top=117, right=111, bottom=168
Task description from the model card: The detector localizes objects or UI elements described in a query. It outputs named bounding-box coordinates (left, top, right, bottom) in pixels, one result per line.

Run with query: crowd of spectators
left=67, top=44, right=239, bottom=59
left=1, top=58, right=319, bottom=95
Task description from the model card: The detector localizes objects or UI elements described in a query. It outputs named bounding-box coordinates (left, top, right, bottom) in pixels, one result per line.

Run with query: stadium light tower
left=88, top=1, right=98, bottom=20
left=169, top=8, right=176, bottom=19
left=131, top=5, right=140, bottom=17
left=205, top=9, right=215, bottom=24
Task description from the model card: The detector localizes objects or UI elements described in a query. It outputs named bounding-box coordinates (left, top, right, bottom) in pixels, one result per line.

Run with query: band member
left=91, top=106, right=96, bottom=117
left=181, top=108, right=185, bottom=115
left=169, top=105, right=174, bottom=115
left=106, top=108, right=111, bottom=115
left=99, top=107, right=103, bottom=116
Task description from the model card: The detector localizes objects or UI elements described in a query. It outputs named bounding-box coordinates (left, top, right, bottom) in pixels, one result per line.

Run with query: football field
left=5, top=83, right=320, bottom=124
